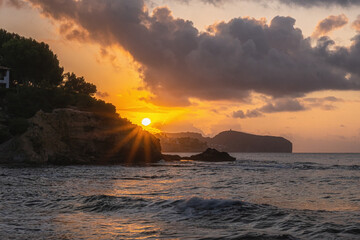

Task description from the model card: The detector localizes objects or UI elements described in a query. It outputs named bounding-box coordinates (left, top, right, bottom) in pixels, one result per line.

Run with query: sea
left=1, top=153, right=360, bottom=240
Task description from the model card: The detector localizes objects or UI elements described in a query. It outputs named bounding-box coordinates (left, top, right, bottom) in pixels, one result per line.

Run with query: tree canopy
left=62, top=72, right=97, bottom=95
left=0, top=29, right=118, bottom=143
left=0, top=29, right=63, bottom=87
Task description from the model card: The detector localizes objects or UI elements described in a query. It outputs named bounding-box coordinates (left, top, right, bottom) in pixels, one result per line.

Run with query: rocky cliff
left=0, top=108, right=162, bottom=165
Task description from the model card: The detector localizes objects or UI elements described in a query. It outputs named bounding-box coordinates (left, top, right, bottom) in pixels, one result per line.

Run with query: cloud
left=233, top=109, right=263, bottom=119
left=232, top=95, right=344, bottom=119
left=303, top=96, right=343, bottom=103
left=8, top=0, right=360, bottom=10
left=321, top=104, right=336, bottom=110
left=2, top=0, right=27, bottom=8
left=96, top=91, right=109, bottom=98
left=232, top=110, right=246, bottom=118
left=303, top=96, right=343, bottom=110
left=96, top=48, right=122, bottom=71
left=323, top=96, right=343, bottom=102
left=314, top=35, right=360, bottom=77
left=20, top=0, right=360, bottom=106
left=277, top=0, right=360, bottom=7
left=259, top=98, right=306, bottom=113
left=174, top=0, right=230, bottom=6
left=59, top=22, right=89, bottom=42
left=312, top=14, right=348, bottom=38
left=117, top=106, right=166, bottom=113
left=353, top=15, right=360, bottom=31
left=233, top=98, right=305, bottom=119
left=173, top=0, right=360, bottom=7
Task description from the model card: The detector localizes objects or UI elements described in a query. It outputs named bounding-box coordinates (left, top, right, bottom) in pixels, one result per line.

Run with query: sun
left=141, top=118, right=151, bottom=126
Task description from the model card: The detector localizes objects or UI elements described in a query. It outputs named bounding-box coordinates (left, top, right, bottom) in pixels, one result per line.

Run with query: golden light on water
left=141, top=118, right=151, bottom=126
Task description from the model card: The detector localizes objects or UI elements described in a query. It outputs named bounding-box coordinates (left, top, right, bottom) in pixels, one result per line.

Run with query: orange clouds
left=59, top=22, right=89, bottom=42
left=10, top=1, right=359, bottom=109
left=352, top=15, right=360, bottom=31
left=312, top=14, right=348, bottom=38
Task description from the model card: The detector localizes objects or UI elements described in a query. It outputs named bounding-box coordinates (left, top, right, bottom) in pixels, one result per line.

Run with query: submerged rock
left=183, top=148, right=236, bottom=162
left=0, top=108, right=162, bottom=165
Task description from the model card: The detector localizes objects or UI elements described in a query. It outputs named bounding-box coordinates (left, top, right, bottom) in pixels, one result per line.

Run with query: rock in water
left=183, top=148, right=236, bottom=162
left=0, top=108, right=162, bottom=165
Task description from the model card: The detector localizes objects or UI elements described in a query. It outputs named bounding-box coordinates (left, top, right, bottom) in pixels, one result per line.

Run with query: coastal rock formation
left=183, top=148, right=236, bottom=162
left=162, top=148, right=236, bottom=162
left=0, top=108, right=162, bottom=165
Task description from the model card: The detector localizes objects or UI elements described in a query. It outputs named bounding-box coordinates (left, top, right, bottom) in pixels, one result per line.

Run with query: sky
left=1, top=0, right=360, bottom=152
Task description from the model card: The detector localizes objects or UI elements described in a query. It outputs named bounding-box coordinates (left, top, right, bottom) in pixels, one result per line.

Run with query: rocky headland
left=0, top=108, right=162, bottom=165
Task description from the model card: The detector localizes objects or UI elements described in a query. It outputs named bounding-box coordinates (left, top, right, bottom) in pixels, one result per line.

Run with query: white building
left=0, top=66, right=10, bottom=88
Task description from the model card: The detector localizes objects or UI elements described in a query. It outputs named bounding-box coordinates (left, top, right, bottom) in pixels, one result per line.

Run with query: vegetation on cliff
left=0, top=29, right=115, bottom=144
left=0, top=29, right=63, bottom=87
left=0, top=29, right=162, bottom=164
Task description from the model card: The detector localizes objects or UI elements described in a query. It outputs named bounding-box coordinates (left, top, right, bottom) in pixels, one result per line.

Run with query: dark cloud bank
left=233, top=98, right=305, bottom=119
left=277, top=0, right=360, bottom=7
left=232, top=96, right=343, bottom=118
left=178, top=0, right=360, bottom=7
left=12, top=0, right=360, bottom=107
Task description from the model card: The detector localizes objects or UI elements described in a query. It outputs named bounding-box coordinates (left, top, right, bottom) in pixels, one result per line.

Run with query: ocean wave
left=77, top=195, right=265, bottom=215
left=234, top=159, right=360, bottom=171
left=74, top=195, right=360, bottom=239
left=77, top=195, right=149, bottom=212
left=175, top=197, right=243, bottom=211
left=112, top=174, right=175, bottom=180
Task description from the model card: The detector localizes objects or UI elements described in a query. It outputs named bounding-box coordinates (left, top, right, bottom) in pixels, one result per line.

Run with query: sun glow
left=141, top=118, right=151, bottom=126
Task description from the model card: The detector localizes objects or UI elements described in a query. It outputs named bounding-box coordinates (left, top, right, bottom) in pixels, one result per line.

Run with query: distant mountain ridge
left=156, top=130, right=292, bottom=153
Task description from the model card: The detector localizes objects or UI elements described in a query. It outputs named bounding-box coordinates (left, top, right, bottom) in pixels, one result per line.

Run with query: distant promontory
left=156, top=130, right=292, bottom=153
